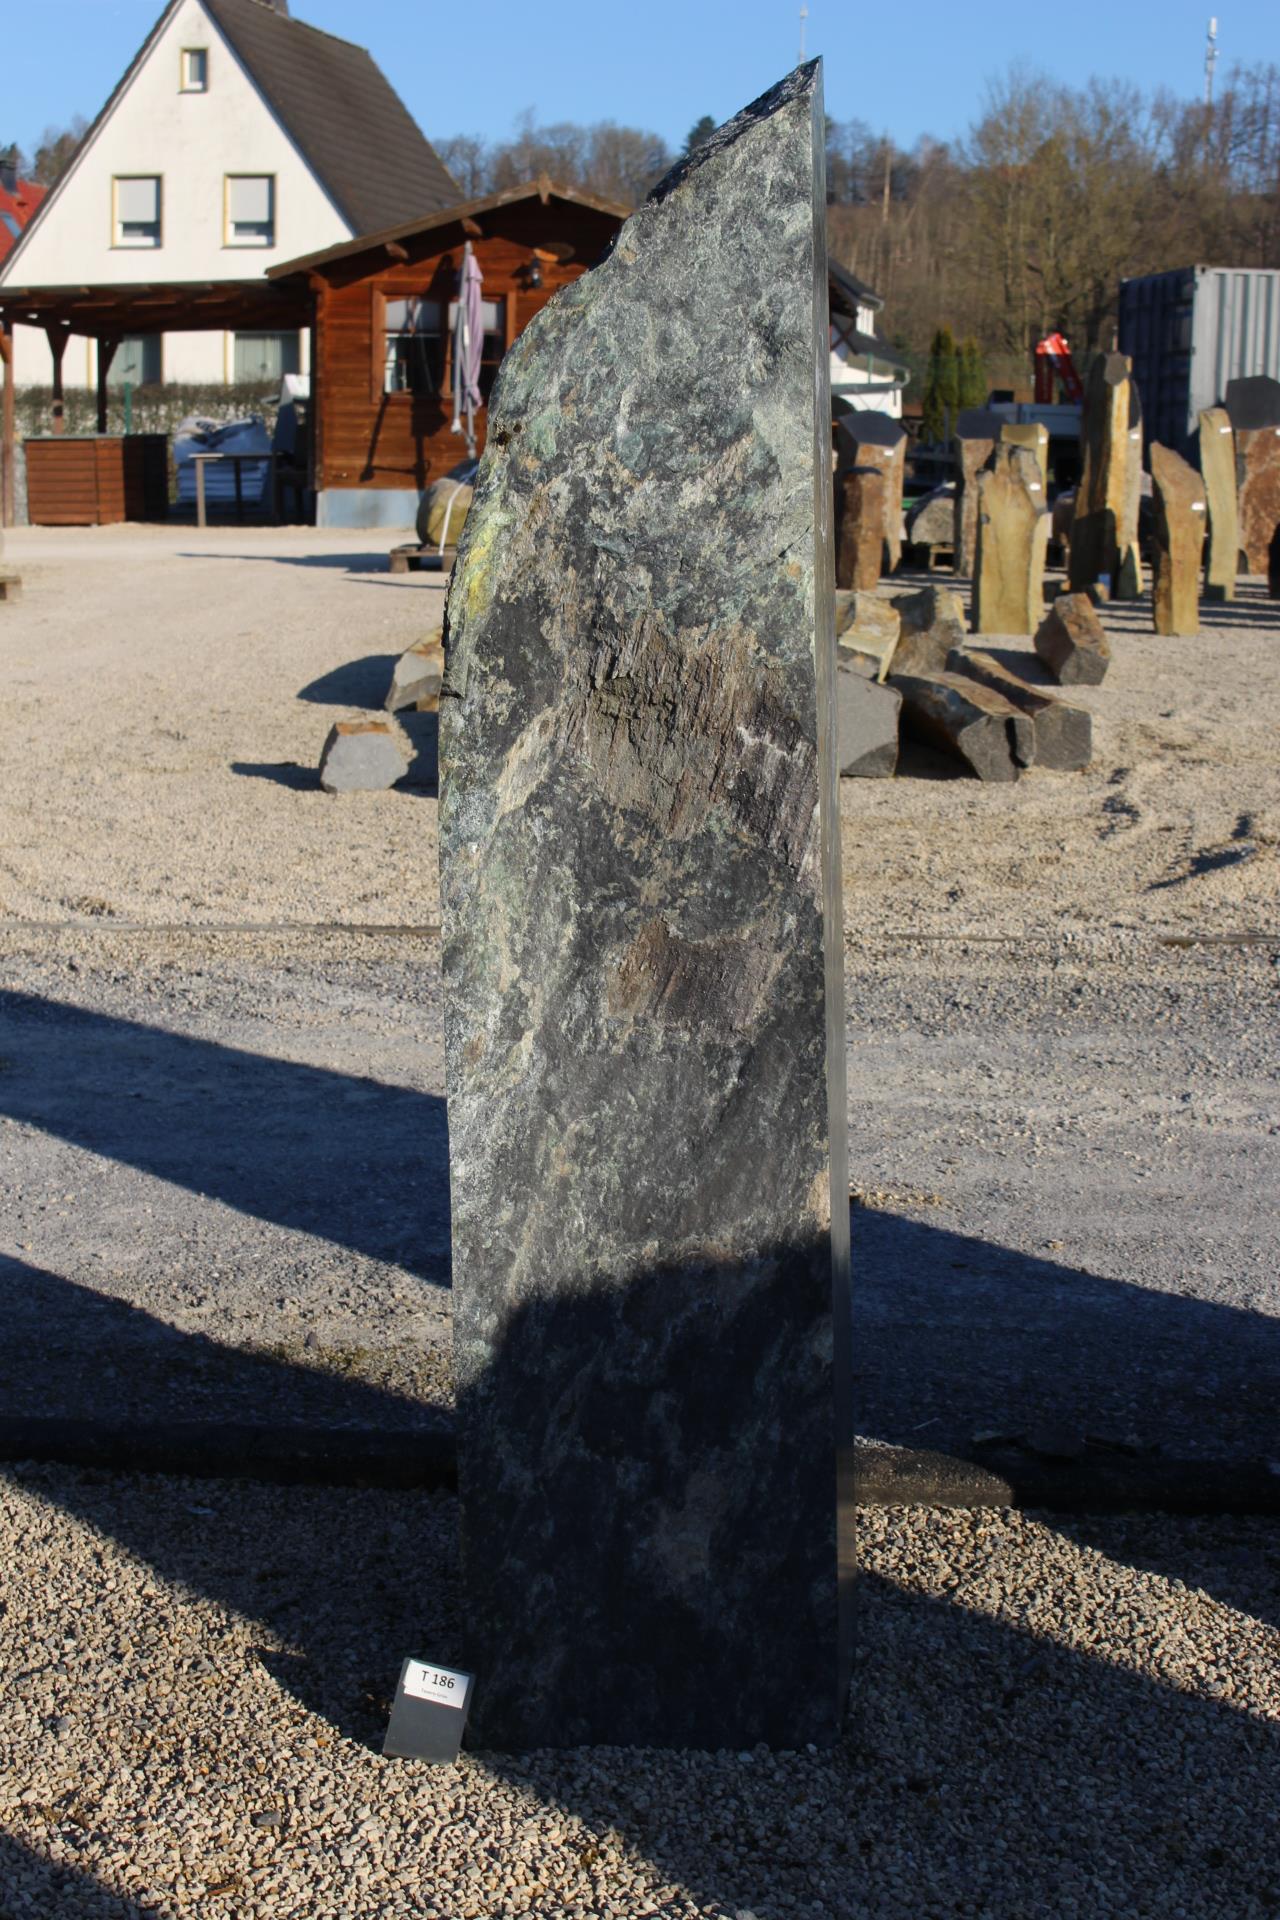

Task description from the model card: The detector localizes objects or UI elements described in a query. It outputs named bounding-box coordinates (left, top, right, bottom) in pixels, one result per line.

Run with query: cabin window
left=225, top=175, right=275, bottom=247
left=382, top=294, right=507, bottom=397
left=384, top=297, right=445, bottom=394
left=180, top=47, right=209, bottom=90
left=234, top=331, right=301, bottom=383
left=114, top=176, right=161, bottom=248
left=107, top=336, right=162, bottom=387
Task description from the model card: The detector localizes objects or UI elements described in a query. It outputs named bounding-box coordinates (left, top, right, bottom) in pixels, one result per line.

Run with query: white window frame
left=180, top=47, right=209, bottom=91
left=224, top=174, right=276, bottom=249
left=112, top=175, right=162, bottom=249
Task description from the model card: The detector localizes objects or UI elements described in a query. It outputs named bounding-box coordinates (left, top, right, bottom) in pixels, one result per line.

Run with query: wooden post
left=45, top=326, right=68, bottom=434
left=97, top=335, right=120, bottom=434
left=0, top=323, right=14, bottom=529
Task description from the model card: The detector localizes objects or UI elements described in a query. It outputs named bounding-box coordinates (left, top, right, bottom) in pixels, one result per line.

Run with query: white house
left=0, top=0, right=458, bottom=388
left=828, top=260, right=909, bottom=419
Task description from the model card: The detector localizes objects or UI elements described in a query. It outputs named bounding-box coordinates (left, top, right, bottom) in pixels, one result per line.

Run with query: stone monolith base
left=1199, top=408, right=1238, bottom=602
left=973, top=446, right=1048, bottom=635
left=1150, top=443, right=1206, bottom=636
left=439, top=63, right=852, bottom=1753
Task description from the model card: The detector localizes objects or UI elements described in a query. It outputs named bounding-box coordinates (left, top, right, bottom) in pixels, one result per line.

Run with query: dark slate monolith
left=1198, top=407, right=1239, bottom=603
left=438, top=63, right=852, bottom=1753
left=1150, top=442, right=1206, bottom=636
left=1226, top=376, right=1280, bottom=574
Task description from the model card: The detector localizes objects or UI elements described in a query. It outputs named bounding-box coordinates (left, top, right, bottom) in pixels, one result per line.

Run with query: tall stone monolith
left=973, top=444, right=1049, bottom=635
left=953, top=407, right=1002, bottom=576
left=1226, top=376, right=1280, bottom=574
left=1070, top=352, right=1138, bottom=597
left=1000, top=419, right=1049, bottom=491
left=1150, top=442, right=1206, bottom=637
left=1198, top=406, right=1239, bottom=603
left=835, top=410, right=906, bottom=570
left=439, top=63, right=852, bottom=1752
left=836, top=464, right=887, bottom=589
left=1116, top=380, right=1145, bottom=600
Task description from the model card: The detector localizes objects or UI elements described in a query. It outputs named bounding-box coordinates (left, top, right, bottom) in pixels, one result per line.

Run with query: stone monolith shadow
left=438, top=63, right=852, bottom=1752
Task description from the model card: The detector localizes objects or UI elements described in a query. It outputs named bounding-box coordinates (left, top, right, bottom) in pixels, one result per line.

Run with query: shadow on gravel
left=177, top=550, right=398, bottom=574
left=0, top=991, right=451, bottom=1286
left=228, top=759, right=319, bottom=790
left=296, top=655, right=399, bottom=706
left=0, top=1833, right=166, bottom=1919
left=856, top=1204, right=1280, bottom=1503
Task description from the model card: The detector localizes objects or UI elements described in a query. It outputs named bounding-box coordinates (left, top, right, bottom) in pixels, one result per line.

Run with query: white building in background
left=828, top=260, right=909, bottom=419
left=0, top=0, right=458, bottom=388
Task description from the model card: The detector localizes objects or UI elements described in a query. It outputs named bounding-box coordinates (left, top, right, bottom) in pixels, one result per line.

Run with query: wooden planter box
left=25, top=434, right=169, bottom=526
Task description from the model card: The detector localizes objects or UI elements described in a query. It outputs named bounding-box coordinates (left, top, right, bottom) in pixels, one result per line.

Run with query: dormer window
left=225, top=175, right=275, bottom=247
left=114, top=176, right=161, bottom=248
left=181, top=47, right=209, bottom=90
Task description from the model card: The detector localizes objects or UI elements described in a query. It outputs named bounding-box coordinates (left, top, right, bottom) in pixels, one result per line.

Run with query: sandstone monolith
left=946, top=646, right=1092, bottom=771
left=1149, top=442, right=1206, bottom=636
left=953, top=407, right=1003, bottom=575
left=1069, top=353, right=1139, bottom=597
left=1198, top=407, right=1238, bottom=602
left=835, top=410, right=906, bottom=570
left=1034, top=593, right=1110, bottom=685
left=973, top=445, right=1049, bottom=635
left=1000, top=420, right=1049, bottom=490
left=438, top=64, right=851, bottom=1752
left=894, top=670, right=1032, bottom=781
left=836, top=465, right=886, bottom=589
left=1226, top=376, right=1280, bottom=574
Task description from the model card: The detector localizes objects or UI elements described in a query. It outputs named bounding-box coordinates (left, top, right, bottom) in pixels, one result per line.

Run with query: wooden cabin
left=269, top=179, right=627, bottom=528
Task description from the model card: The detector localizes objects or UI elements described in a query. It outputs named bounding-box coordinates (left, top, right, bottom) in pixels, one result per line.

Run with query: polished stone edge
left=3, top=1421, right=1276, bottom=1516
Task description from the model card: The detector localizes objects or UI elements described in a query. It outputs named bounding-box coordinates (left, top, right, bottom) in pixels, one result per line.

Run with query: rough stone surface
left=1070, top=353, right=1138, bottom=597
left=415, top=473, right=474, bottom=551
left=1000, top=420, right=1049, bottom=490
left=385, top=630, right=445, bottom=712
left=438, top=64, right=852, bottom=1752
left=973, top=446, right=1049, bottom=635
left=946, top=646, right=1093, bottom=772
left=835, top=662, right=901, bottom=776
left=887, top=583, right=966, bottom=679
left=953, top=410, right=1002, bottom=575
left=907, top=482, right=956, bottom=554
left=836, top=464, right=887, bottom=589
left=894, top=669, right=1032, bottom=781
left=1150, top=442, right=1207, bottom=637
left=836, top=411, right=907, bottom=570
left=1199, top=407, right=1239, bottom=602
left=1034, top=593, right=1110, bottom=686
left=1226, top=376, right=1280, bottom=571
left=835, top=587, right=900, bottom=658
left=317, top=713, right=410, bottom=793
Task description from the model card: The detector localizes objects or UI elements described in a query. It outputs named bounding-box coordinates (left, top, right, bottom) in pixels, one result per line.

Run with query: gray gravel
left=1, top=1470, right=1277, bottom=1919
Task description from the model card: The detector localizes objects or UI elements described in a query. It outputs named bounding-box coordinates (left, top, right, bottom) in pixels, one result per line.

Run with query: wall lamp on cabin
left=525, top=255, right=543, bottom=290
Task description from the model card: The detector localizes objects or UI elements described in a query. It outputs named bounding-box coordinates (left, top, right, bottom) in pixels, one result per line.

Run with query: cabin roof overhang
left=0, top=277, right=311, bottom=338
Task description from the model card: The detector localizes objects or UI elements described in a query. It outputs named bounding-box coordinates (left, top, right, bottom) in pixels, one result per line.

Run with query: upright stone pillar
left=1000, top=419, right=1049, bottom=491
left=973, top=444, right=1049, bottom=635
left=1070, top=352, right=1137, bottom=596
left=1198, top=406, right=1239, bottom=603
left=1116, top=382, right=1145, bottom=600
left=953, top=407, right=1002, bottom=576
left=439, top=64, right=852, bottom=1752
left=836, top=464, right=886, bottom=589
left=1150, top=442, right=1206, bottom=637
left=835, top=410, right=906, bottom=571
left=1226, top=376, right=1280, bottom=574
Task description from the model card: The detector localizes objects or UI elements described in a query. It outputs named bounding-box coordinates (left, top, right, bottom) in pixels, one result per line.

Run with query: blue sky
left=4, top=0, right=1273, bottom=161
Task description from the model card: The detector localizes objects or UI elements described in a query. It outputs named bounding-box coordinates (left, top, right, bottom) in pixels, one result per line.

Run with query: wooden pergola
left=0, top=278, right=312, bottom=524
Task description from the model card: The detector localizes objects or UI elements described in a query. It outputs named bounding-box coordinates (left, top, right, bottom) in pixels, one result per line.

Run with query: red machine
left=1034, top=332, right=1084, bottom=404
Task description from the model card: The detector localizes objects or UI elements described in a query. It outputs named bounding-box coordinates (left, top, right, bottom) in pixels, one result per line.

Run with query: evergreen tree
left=921, top=327, right=960, bottom=444
left=684, top=115, right=717, bottom=155
left=958, top=336, right=988, bottom=410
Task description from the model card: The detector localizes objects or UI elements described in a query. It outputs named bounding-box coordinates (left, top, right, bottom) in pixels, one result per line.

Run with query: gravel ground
left=1, top=527, right=1279, bottom=1915
left=1, top=1468, right=1277, bottom=1920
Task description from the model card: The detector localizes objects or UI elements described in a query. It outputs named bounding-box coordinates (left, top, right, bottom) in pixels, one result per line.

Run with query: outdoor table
left=191, top=450, right=273, bottom=527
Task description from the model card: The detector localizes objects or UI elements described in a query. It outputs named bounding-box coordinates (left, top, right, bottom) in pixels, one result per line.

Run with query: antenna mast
left=1205, top=16, right=1219, bottom=108
left=799, top=5, right=809, bottom=60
